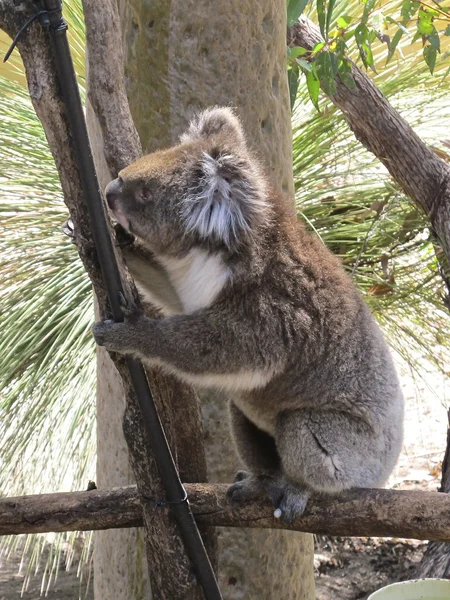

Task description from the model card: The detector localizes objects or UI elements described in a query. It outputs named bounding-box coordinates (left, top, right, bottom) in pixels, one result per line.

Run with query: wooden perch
left=2, top=484, right=450, bottom=542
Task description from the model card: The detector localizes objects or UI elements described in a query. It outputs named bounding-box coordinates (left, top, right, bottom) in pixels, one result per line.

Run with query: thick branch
left=288, top=17, right=450, bottom=264
left=2, top=485, right=450, bottom=542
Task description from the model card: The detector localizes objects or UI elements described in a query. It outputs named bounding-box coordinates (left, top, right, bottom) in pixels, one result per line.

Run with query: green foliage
left=287, top=0, right=450, bottom=108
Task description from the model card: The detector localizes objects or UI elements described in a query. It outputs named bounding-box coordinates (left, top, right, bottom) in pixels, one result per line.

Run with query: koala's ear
left=180, top=107, right=245, bottom=145
left=181, top=149, right=269, bottom=249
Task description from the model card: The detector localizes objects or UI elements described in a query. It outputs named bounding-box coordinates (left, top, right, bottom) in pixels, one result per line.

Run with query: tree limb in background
left=2, top=485, right=450, bottom=542
left=287, top=16, right=450, bottom=266
left=0, top=1, right=213, bottom=597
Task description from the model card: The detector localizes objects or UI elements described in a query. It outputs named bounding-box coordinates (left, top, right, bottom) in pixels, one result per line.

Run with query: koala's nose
left=105, top=177, right=122, bottom=209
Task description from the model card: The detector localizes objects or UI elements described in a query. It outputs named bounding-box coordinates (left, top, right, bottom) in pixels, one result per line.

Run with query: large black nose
left=105, top=177, right=122, bottom=209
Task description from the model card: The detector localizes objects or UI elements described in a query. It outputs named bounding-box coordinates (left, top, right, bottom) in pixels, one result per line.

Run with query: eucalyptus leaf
left=317, top=0, right=326, bottom=37
left=424, top=44, right=437, bottom=73
left=305, top=70, right=320, bottom=109
left=287, top=0, right=311, bottom=25
left=387, top=28, right=403, bottom=64
left=288, top=67, right=300, bottom=110
left=337, top=14, right=352, bottom=28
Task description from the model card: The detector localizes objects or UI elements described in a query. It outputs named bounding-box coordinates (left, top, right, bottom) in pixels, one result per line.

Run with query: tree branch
left=287, top=16, right=450, bottom=265
left=2, top=485, right=450, bottom=542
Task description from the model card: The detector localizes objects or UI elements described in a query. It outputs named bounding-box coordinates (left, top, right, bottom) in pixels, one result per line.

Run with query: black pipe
left=35, top=1, right=222, bottom=598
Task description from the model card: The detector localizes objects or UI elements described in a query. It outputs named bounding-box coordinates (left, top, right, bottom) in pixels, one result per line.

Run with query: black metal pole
left=35, top=2, right=222, bottom=598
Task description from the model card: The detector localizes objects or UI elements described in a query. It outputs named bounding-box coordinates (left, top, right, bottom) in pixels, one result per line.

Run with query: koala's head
left=105, top=107, right=270, bottom=256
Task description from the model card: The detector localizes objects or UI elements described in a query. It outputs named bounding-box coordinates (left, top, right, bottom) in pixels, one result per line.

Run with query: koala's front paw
left=114, top=223, right=135, bottom=248
left=92, top=319, right=137, bottom=354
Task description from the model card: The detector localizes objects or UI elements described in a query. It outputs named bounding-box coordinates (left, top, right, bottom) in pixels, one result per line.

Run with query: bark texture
left=3, top=485, right=450, bottom=543
left=288, top=16, right=450, bottom=267
left=113, top=1, right=315, bottom=599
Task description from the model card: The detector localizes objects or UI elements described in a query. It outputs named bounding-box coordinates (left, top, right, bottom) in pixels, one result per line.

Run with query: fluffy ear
left=182, top=149, right=270, bottom=249
left=180, top=107, right=245, bottom=145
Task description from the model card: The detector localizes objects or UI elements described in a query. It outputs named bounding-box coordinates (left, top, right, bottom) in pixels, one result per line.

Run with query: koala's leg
left=276, top=409, right=388, bottom=496
left=229, top=401, right=280, bottom=472
left=227, top=402, right=297, bottom=508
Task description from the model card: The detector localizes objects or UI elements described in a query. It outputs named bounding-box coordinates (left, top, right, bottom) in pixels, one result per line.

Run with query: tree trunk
left=415, top=410, right=450, bottom=578
left=94, top=1, right=315, bottom=599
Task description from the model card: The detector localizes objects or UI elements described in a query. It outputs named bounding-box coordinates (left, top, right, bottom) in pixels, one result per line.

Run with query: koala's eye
left=136, top=189, right=145, bottom=203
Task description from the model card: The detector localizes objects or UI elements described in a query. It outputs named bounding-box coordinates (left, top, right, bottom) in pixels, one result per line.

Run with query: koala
left=93, top=107, right=404, bottom=522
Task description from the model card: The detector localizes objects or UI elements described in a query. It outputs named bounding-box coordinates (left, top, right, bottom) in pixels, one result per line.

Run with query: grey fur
left=93, top=107, right=404, bottom=521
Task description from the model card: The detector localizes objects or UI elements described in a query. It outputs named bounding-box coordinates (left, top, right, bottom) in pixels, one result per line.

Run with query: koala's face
left=105, top=107, right=270, bottom=256
left=106, top=145, right=202, bottom=255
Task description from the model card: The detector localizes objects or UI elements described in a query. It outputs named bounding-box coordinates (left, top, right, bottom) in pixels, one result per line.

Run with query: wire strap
left=3, top=9, right=59, bottom=63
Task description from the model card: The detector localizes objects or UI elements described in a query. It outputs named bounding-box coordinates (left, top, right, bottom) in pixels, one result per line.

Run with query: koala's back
left=231, top=199, right=404, bottom=475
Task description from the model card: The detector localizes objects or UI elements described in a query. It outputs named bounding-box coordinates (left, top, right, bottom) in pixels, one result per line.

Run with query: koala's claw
left=227, top=472, right=310, bottom=523
left=273, top=486, right=310, bottom=524
left=118, top=291, right=143, bottom=321
left=118, top=291, right=132, bottom=316
left=227, top=477, right=263, bottom=503
left=233, top=470, right=250, bottom=483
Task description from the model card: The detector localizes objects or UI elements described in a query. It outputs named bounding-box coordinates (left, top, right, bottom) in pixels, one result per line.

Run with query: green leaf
left=313, top=41, right=326, bottom=53
left=355, top=23, right=369, bottom=45
left=315, top=51, right=337, bottom=95
left=326, top=0, right=337, bottom=37
left=418, top=9, right=434, bottom=35
left=288, top=46, right=309, bottom=59
left=361, top=0, right=376, bottom=26
left=418, top=19, right=434, bottom=35
left=445, top=25, right=450, bottom=36
left=329, top=51, right=340, bottom=78
left=287, top=0, right=311, bottom=25
left=287, top=67, right=300, bottom=110
left=401, top=0, right=419, bottom=22
left=317, top=0, right=326, bottom=37
left=337, top=15, right=352, bottom=28
left=423, top=45, right=437, bottom=74
left=363, top=42, right=374, bottom=68
left=429, top=29, right=440, bottom=52
left=297, top=58, right=313, bottom=71
left=386, top=28, right=403, bottom=64
left=306, top=70, right=320, bottom=109
left=338, top=59, right=356, bottom=89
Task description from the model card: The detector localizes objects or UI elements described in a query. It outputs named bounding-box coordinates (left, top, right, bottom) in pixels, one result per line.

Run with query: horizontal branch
left=2, top=484, right=450, bottom=542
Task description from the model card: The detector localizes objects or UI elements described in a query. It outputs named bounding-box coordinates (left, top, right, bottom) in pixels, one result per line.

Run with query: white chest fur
left=158, top=249, right=230, bottom=313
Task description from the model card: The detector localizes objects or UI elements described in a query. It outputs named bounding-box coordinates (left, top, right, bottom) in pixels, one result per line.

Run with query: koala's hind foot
left=227, top=471, right=310, bottom=524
